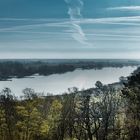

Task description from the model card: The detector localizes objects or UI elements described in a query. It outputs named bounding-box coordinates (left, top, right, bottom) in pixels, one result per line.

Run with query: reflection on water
left=0, top=66, right=137, bottom=96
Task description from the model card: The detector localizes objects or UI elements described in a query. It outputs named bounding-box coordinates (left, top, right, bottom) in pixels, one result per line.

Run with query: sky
left=0, top=0, right=140, bottom=59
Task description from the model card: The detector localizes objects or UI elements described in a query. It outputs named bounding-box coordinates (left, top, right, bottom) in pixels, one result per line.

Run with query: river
left=0, top=66, right=137, bottom=96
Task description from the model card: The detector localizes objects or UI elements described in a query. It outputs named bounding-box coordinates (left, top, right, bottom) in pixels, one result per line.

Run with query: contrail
left=64, top=0, right=90, bottom=46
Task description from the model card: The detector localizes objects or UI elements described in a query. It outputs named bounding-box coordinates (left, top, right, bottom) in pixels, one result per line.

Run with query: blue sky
left=0, top=0, right=140, bottom=58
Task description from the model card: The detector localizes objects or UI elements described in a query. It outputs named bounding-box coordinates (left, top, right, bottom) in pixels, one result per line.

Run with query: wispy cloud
left=73, top=16, right=140, bottom=26
left=1, top=16, right=140, bottom=32
left=107, top=6, right=140, bottom=11
left=1, top=16, right=140, bottom=43
left=64, top=0, right=91, bottom=46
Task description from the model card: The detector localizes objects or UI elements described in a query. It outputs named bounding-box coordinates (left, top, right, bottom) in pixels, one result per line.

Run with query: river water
left=0, top=66, right=137, bottom=96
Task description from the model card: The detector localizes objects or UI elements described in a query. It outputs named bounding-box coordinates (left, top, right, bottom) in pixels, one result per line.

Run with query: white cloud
left=1, top=16, right=140, bottom=32
left=64, top=0, right=92, bottom=46
left=71, top=16, right=140, bottom=26
left=1, top=16, right=140, bottom=44
left=107, top=6, right=140, bottom=11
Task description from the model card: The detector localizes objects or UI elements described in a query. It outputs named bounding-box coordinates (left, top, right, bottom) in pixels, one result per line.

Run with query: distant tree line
left=0, top=60, right=139, bottom=81
left=0, top=70, right=140, bottom=140
left=0, top=62, right=75, bottom=80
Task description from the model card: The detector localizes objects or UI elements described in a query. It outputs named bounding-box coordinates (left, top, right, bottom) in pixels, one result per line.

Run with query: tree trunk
left=87, top=126, right=93, bottom=140
left=88, top=132, right=93, bottom=140
left=104, top=121, right=109, bottom=140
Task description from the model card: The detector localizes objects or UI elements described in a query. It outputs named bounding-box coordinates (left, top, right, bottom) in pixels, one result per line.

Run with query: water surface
left=0, top=66, right=137, bottom=96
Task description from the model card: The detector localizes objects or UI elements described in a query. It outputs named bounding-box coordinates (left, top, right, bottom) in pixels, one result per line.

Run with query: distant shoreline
left=0, top=59, right=139, bottom=81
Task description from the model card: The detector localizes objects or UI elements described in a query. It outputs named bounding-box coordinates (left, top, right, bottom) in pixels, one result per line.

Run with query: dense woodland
left=0, top=69, right=140, bottom=140
left=0, top=60, right=140, bottom=81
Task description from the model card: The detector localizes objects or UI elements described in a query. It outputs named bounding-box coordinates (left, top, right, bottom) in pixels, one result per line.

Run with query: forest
left=0, top=68, right=140, bottom=140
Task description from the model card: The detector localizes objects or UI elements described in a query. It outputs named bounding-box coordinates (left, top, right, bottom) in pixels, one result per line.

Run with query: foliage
left=122, top=72, right=140, bottom=140
left=0, top=71, right=139, bottom=140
